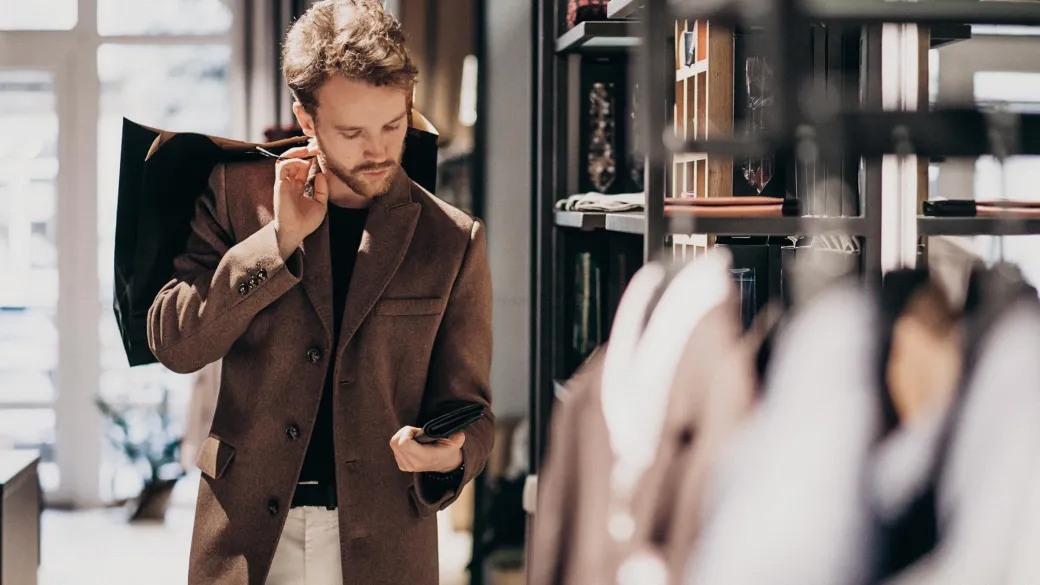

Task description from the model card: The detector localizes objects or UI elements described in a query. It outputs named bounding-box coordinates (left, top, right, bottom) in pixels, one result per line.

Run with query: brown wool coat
left=147, top=163, right=494, bottom=585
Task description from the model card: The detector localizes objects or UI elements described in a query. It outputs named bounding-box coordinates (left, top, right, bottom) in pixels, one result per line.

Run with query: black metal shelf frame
left=531, top=0, right=1032, bottom=478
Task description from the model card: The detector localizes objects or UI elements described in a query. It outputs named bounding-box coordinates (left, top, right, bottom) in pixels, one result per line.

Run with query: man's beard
left=315, top=137, right=403, bottom=199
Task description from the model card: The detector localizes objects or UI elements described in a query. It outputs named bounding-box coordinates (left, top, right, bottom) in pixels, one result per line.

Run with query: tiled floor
left=38, top=504, right=471, bottom=585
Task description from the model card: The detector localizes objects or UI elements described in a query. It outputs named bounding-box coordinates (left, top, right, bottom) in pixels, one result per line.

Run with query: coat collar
left=298, top=169, right=419, bottom=347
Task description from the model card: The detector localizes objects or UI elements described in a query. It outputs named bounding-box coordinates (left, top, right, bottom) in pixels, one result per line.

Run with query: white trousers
left=266, top=506, right=344, bottom=585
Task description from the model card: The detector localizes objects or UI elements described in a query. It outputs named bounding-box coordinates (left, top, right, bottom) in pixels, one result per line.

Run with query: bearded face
left=295, top=75, right=410, bottom=200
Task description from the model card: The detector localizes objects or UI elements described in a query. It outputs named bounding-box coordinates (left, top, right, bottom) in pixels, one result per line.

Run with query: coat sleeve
left=147, top=163, right=304, bottom=374
left=409, top=219, right=495, bottom=517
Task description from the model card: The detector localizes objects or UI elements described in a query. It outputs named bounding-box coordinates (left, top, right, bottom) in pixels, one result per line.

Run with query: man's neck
left=327, top=178, right=373, bottom=209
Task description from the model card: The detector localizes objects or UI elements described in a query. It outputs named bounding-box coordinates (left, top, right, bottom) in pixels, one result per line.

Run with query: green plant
left=95, top=389, right=185, bottom=498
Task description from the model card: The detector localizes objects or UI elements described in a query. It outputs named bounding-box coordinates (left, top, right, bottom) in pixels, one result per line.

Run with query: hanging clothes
left=617, top=295, right=764, bottom=585
left=530, top=252, right=753, bottom=585
left=877, top=271, right=1040, bottom=585
left=528, top=264, right=670, bottom=585
left=684, top=282, right=882, bottom=585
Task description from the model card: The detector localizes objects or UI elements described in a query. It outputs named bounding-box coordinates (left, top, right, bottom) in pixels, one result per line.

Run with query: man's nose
left=363, top=135, right=388, bottom=161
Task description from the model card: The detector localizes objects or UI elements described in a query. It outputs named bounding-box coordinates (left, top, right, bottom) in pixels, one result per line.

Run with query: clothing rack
left=530, top=0, right=1040, bottom=480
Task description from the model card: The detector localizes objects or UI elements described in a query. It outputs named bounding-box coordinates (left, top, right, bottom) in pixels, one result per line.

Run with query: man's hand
left=272, top=142, right=329, bottom=260
left=390, top=427, right=465, bottom=473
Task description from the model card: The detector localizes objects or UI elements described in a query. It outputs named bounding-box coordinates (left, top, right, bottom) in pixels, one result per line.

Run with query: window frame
left=0, top=0, right=246, bottom=508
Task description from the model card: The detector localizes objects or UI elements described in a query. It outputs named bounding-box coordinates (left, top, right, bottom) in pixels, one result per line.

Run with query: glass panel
left=98, top=0, right=232, bottom=36
left=0, top=0, right=77, bottom=30
left=97, top=44, right=231, bottom=502
left=972, top=72, right=1040, bottom=289
left=0, top=70, right=59, bottom=484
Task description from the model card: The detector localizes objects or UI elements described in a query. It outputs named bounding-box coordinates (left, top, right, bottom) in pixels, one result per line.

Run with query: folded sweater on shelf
left=555, top=192, right=645, bottom=212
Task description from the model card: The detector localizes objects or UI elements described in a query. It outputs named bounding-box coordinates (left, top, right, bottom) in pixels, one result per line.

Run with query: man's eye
left=342, top=132, right=361, bottom=140
left=384, top=124, right=401, bottom=132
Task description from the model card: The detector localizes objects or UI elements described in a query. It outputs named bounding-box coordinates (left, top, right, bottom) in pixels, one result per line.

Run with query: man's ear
left=293, top=102, right=316, bottom=138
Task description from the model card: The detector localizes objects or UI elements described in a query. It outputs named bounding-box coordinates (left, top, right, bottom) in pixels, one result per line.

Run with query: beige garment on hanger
left=618, top=295, right=759, bottom=585
left=528, top=348, right=621, bottom=585
left=180, top=360, right=221, bottom=471
left=530, top=254, right=757, bottom=585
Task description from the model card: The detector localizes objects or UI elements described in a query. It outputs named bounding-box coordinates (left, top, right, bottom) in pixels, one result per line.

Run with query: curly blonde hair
left=282, top=0, right=418, bottom=116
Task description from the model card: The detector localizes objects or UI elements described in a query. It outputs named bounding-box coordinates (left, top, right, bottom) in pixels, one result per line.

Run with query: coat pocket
left=196, top=435, right=236, bottom=480
left=373, top=297, right=445, bottom=316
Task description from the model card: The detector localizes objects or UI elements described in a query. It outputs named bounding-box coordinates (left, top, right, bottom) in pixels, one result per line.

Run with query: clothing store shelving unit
left=531, top=0, right=1040, bottom=480
left=531, top=0, right=888, bottom=471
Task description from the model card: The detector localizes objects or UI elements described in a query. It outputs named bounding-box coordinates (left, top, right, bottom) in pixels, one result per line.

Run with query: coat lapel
left=299, top=214, right=334, bottom=344
left=338, top=171, right=420, bottom=352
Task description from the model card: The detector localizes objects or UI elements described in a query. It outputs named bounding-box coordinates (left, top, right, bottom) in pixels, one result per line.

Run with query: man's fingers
left=311, top=171, right=329, bottom=204
left=277, top=158, right=311, bottom=182
left=280, top=144, right=317, bottom=159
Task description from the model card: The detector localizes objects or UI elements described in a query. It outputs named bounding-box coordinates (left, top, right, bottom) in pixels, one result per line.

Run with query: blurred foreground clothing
left=532, top=254, right=1040, bottom=585
left=530, top=252, right=757, bottom=585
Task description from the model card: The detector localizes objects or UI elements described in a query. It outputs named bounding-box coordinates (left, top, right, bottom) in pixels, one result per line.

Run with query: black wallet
left=413, top=403, right=485, bottom=444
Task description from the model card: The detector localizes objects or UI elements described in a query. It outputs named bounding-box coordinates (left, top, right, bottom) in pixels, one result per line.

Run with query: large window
left=0, top=70, right=62, bottom=491
left=972, top=70, right=1040, bottom=288
left=0, top=0, right=242, bottom=506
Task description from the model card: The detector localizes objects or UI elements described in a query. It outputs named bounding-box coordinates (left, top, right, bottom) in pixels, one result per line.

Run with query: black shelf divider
left=930, top=24, right=972, bottom=49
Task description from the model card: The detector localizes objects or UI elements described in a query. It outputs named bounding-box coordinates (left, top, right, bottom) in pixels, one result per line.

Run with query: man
left=147, top=2, right=494, bottom=583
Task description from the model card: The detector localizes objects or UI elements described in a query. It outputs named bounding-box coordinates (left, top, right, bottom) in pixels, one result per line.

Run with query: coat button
left=285, top=424, right=300, bottom=441
left=237, top=282, right=249, bottom=296
left=248, top=275, right=259, bottom=288
left=267, top=499, right=280, bottom=516
left=306, top=348, right=322, bottom=363
left=257, top=268, right=268, bottom=281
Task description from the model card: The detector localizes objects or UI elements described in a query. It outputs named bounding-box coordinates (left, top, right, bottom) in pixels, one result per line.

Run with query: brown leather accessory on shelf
left=666, top=204, right=784, bottom=217
left=977, top=206, right=1040, bottom=217
left=667, top=195, right=801, bottom=217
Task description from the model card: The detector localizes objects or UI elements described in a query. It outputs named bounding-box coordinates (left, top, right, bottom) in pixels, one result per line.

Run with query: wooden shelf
left=918, top=216, right=1040, bottom=236
left=602, top=213, right=867, bottom=236
left=554, top=210, right=607, bottom=230
left=606, top=0, right=642, bottom=19
left=556, top=21, right=640, bottom=53
left=676, top=60, right=708, bottom=81
left=670, top=216, right=868, bottom=236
